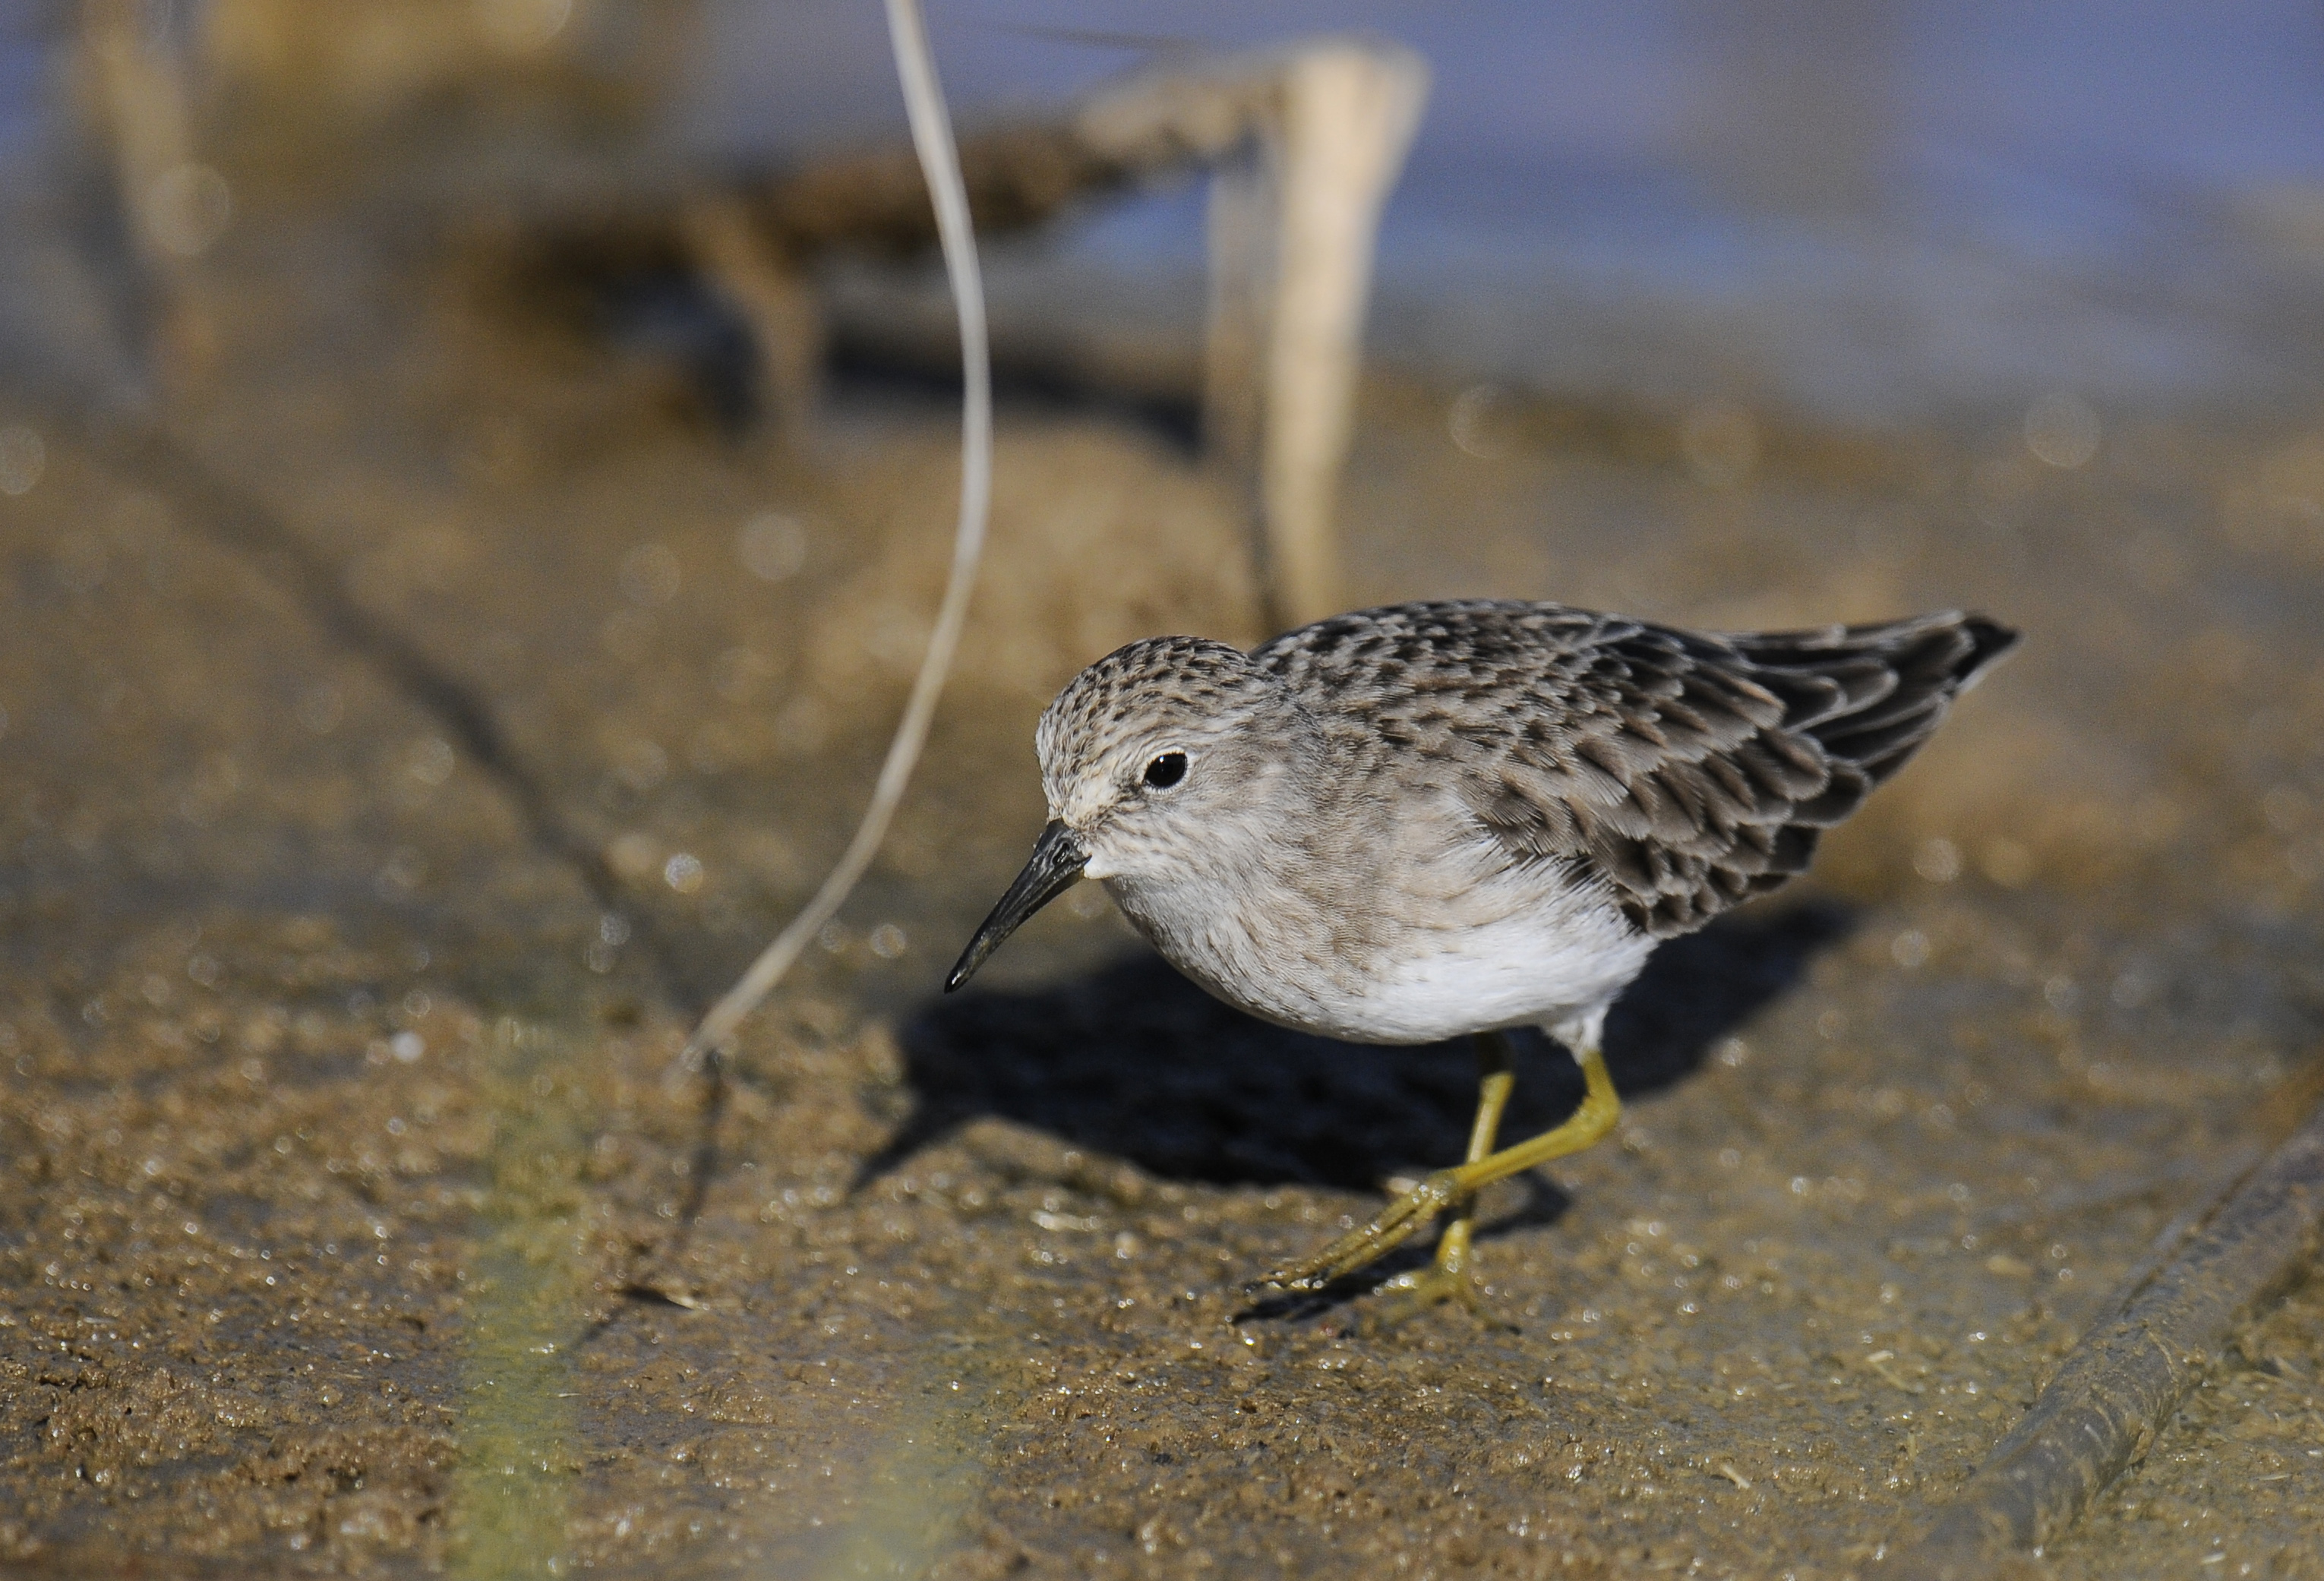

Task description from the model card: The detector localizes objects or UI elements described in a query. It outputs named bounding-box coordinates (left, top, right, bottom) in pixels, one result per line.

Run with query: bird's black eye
left=1142, top=751, right=1188, bottom=790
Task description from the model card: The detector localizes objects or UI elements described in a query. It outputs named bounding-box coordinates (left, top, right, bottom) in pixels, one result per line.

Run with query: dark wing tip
left=1955, top=614, right=2022, bottom=687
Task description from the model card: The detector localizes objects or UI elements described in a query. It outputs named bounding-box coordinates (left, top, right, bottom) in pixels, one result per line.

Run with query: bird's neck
left=1104, top=752, right=1395, bottom=1005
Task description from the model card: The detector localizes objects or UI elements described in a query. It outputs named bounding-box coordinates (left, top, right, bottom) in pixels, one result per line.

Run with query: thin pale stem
left=681, top=0, right=990, bottom=1065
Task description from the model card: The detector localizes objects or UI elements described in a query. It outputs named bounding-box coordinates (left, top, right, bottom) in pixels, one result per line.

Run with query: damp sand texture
left=8, top=144, right=2324, bottom=1581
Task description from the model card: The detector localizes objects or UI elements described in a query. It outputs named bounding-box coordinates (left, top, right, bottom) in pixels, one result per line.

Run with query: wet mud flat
left=8, top=178, right=2324, bottom=1579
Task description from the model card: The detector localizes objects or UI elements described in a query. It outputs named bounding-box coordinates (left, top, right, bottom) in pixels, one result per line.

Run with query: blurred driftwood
left=75, top=0, right=219, bottom=396
left=75, top=8, right=1426, bottom=630
left=520, top=36, right=1428, bottom=629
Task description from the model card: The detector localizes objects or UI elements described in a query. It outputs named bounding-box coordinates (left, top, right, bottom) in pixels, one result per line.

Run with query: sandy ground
left=7, top=141, right=2324, bottom=1580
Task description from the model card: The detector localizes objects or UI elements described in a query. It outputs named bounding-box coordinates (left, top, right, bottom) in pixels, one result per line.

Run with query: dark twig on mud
left=1880, top=1095, right=2324, bottom=1577
left=6, top=374, right=736, bottom=1319
left=8, top=377, right=707, bottom=1013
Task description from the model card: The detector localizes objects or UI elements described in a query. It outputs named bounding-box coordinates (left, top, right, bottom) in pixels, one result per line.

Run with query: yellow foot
left=1255, top=1169, right=1467, bottom=1292
left=1255, top=1042, right=1621, bottom=1300
left=1368, top=1263, right=1482, bottom=1327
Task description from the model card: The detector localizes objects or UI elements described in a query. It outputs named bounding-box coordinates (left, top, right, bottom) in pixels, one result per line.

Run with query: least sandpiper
left=947, top=599, right=2018, bottom=1306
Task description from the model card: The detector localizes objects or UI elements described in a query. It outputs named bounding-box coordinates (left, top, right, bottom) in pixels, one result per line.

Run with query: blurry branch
left=72, top=8, right=1425, bottom=627
left=75, top=0, right=224, bottom=395
left=677, top=0, right=991, bottom=1068
left=1206, top=44, right=1426, bottom=626
left=517, top=35, right=1427, bottom=629
left=703, top=44, right=1359, bottom=261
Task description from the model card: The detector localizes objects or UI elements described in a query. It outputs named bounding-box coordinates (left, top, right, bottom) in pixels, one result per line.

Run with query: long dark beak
left=945, top=820, right=1088, bottom=992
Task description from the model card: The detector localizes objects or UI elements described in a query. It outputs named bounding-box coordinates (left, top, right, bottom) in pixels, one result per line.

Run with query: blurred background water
left=6, top=1, right=2322, bottom=421
left=690, top=0, right=2324, bottom=420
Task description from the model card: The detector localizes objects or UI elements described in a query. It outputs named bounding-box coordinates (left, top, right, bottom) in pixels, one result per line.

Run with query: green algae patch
left=450, top=1017, right=599, bottom=1579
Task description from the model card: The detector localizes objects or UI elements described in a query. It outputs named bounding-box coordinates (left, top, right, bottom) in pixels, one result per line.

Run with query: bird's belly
left=1312, top=906, right=1654, bottom=1043
left=1114, top=876, right=1653, bottom=1046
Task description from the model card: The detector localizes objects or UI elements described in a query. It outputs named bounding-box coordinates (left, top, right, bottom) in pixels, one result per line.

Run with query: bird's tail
left=1729, top=611, right=2020, bottom=786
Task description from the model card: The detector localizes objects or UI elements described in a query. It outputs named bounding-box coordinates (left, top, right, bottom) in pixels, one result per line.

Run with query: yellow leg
left=1373, top=1033, right=1517, bottom=1311
left=1262, top=1041, right=1621, bottom=1292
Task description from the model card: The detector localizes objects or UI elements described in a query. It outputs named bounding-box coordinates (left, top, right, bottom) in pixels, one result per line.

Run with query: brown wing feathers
left=1261, top=601, right=2016, bottom=941
left=1273, top=595, right=2017, bottom=939
left=1585, top=611, right=2017, bottom=935
left=1738, top=614, right=2021, bottom=781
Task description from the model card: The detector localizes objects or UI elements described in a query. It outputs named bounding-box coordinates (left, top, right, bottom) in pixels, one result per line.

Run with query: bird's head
left=946, top=636, right=1317, bottom=989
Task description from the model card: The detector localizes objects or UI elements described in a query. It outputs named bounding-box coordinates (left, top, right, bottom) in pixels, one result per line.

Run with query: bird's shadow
left=867, top=901, right=1852, bottom=1196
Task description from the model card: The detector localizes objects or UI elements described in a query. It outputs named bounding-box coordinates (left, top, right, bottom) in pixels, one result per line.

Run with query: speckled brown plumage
left=1254, top=600, right=2020, bottom=939
left=958, top=597, right=2016, bottom=1051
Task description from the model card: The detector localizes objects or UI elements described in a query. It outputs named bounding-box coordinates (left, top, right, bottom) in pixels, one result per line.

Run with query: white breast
left=1344, top=897, right=1653, bottom=1043
left=1106, top=854, right=1654, bottom=1047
